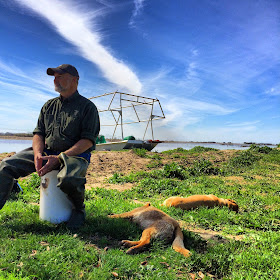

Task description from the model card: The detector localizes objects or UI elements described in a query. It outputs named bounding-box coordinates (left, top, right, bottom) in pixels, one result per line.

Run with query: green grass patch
left=0, top=146, right=279, bottom=279
left=132, top=148, right=148, bottom=158
left=162, top=146, right=218, bottom=155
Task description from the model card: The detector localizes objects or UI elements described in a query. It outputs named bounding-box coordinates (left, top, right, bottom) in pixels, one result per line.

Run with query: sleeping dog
left=162, top=194, right=238, bottom=213
left=108, top=203, right=191, bottom=257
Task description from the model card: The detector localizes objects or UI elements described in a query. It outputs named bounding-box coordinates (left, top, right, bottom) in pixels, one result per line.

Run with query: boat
left=89, top=91, right=165, bottom=151
left=96, top=139, right=162, bottom=151
left=96, top=140, right=128, bottom=151
left=123, top=139, right=162, bottom=151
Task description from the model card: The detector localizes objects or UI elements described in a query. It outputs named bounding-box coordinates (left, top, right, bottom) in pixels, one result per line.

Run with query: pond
left=0, top=138, right=258, bottom=154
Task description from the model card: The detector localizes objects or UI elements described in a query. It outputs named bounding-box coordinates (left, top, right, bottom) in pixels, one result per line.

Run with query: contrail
left=13, top=0, right=142, bottom=94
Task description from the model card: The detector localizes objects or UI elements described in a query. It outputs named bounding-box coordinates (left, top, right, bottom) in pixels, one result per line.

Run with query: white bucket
left=39, top=170, right=73, bottom=223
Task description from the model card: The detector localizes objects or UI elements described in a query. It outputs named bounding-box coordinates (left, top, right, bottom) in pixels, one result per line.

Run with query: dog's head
left=226, top=199, right=239, bottom=213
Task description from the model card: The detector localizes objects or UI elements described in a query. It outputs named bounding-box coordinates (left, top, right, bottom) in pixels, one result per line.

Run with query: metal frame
left=89, top=91, right=165, bottom=140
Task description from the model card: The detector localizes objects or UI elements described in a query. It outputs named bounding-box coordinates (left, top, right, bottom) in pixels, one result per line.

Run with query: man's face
left=54, top=72, right=75, bottom=93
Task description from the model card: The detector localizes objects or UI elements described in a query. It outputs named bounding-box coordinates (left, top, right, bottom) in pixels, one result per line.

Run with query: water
left=0, top=139, right=33, bottom=153
left=0, top=139, right=276, bottom=154
left=0, top=138, right=266, bottom=154
left=152, top=142, right=252, bottom=152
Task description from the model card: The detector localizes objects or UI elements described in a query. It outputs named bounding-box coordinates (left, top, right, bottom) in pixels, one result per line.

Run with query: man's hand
left=37, top=155, right=60, bottom=177
left=34, top=152, right=43, bottom=173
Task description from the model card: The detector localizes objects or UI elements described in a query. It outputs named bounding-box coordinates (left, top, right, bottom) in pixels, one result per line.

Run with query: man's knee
left=0, top=159, right=19, bottom=179
left=57, top=175, right=86, bottom=194
left=0, top=148, right=35, bottom=178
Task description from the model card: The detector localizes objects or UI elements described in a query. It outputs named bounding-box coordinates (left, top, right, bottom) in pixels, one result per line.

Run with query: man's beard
left=55, top=84, right=66, bottom=93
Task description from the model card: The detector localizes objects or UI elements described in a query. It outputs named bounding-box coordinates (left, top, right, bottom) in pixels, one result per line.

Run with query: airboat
left=89, top=91, right=165, bottom=151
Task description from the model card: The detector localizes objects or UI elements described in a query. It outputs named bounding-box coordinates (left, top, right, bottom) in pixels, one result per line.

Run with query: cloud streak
left=129, top=0, right=145, bottom=28
left=13, top=0, right=142, bottom=94
left=226, top=121, right=260, bottom=128
left=0, top=58, right=55, bottom=98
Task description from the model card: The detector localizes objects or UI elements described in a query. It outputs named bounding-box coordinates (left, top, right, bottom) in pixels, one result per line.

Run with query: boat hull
left=96, top=140, right=161, bottom=151
left=123, top=140, right=161, bottom=151
left=95, top=140, right=128, bottom=151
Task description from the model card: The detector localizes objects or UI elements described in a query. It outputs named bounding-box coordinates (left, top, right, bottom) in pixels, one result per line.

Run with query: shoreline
left=0, top=136, right=276, bottom=147
left=0, top=136, right=33, bottom=140
left=162, top=141, right=277, bottom=147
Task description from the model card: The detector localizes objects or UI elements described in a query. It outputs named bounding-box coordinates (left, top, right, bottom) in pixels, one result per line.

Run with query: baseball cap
left=47, top=64, right=79, bottom=77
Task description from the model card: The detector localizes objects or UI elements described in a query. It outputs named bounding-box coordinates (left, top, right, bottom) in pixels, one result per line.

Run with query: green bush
left=162, top=162, right=187, bottom=180
left=162, top=146, right=218, bottom=155
left=162, top=147, right=187, bottom=154
left=188, top=159, right=221, bottom=176
left=129, top=177, right=185, bottom=198
left=228, top=150, right=259, bottom=168
left=263, top=149, right=280, bottom=164
left=249, top=144, right=273, bottom=154
left=133, top=148, right=147, bottom=157
left=189, top=146, right=218, bottom=153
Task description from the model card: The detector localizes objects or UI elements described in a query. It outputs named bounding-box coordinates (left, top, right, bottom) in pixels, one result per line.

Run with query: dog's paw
left=121, top=240, right=132, bottom=247
left=182, top=249, right=192, bottom=258
left=108, top=213, right=119, bottom=218
left=121, top=240, right=140, bottom=248
left=179, top=248, right=192, bottom=257
left=126, top=247, right=138, bottom=255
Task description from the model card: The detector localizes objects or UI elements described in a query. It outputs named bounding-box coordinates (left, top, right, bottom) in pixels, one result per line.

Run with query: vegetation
left=0, top=146, right=280, bottom=279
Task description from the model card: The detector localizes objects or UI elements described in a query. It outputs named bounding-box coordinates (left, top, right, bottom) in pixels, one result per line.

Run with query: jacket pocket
left=44, top=114, right=54, bottom=134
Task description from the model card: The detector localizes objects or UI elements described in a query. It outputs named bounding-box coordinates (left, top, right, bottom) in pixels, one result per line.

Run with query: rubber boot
left=57, top=153, right=89, bottom=229
left=0, top=148, right=35, bottom=210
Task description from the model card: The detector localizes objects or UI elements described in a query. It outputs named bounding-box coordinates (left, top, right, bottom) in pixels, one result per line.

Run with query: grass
left=0, top=146, right=280, bottom=279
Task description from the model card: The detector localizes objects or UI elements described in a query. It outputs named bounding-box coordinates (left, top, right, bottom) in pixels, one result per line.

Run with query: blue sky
left=0, top=0, right=279, bottom=144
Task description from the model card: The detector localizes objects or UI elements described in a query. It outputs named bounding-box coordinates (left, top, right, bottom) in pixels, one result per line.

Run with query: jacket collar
left=59, top=90, right=79, bottom=103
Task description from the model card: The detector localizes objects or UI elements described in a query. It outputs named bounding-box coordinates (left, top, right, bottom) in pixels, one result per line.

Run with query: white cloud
left=12, top=0, right=142, bottom=94
left=226, top=121, right=260, bottom=128
left=129, top=0, right=145, bottom=28
left=0, top=58, right=55, bottom=99
left=0, top=80, right=53, bottom=101
left=265, top=87, right=280, bottom=96
left=0, top=58, right=56, bottom=132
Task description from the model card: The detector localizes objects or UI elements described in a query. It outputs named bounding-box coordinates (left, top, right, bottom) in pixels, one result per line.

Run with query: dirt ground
left=0, top=149, right=238, bottom=191
left=86, top=150, right=153, bottom=190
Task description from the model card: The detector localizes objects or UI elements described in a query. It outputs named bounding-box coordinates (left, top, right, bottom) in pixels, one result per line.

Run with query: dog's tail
left=172, top=226, right=191, bottom=257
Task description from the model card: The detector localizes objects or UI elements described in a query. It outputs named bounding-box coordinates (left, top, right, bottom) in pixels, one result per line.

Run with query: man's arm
left=38, top=139, right=93, bottom=177
left=62, top=138, right=93, bottom=157
left=32, top=134, right=45, bottom=173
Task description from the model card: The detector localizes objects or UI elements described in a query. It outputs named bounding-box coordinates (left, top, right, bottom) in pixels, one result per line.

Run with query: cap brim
left=47, top=67, right=65, bottom=76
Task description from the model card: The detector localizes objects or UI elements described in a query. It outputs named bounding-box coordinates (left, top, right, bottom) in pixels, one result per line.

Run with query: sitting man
left=0, top=64, right=100, bottom=229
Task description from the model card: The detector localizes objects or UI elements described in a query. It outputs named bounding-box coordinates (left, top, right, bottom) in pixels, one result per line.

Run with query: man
left=0, top=64, right=100, bottom=229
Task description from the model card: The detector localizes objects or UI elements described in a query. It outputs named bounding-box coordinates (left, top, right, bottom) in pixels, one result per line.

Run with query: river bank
left=0, top=136, right=277, bottom=146
left=0, top=137, right=277, bottom=154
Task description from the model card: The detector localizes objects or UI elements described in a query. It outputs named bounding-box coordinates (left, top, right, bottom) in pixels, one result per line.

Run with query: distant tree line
left=0, top=132, right=33, bottom=137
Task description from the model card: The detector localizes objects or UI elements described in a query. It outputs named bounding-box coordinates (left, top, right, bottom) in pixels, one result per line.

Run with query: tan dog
left=108, top=203, right=191, bottom=257
left=162, top=195, right=238, bottom=213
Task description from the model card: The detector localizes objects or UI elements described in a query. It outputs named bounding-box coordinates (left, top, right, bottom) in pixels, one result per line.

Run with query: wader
left=0, top=147, right=89, bottom=228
